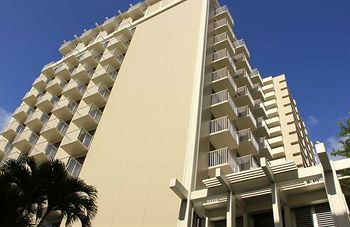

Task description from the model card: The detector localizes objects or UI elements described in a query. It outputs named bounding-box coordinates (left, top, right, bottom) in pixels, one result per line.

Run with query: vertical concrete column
left=283, top=206, right=293, bottom=227
left=226, top=192, right=236, bottom=227
left=316, top=142, right=350, bottom=226
left=205, top=217, right=211, bottom=227
left=271, top=183, right=284, bottom=227
left=243, top=212, right=249, bottom=227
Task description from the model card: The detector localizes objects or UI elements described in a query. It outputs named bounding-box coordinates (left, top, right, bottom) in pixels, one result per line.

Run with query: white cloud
left=308, top=115, right=319, bottom=125
left=326, top=136, right=343, bottom=151
left=0, top=107, right=12, bottom=132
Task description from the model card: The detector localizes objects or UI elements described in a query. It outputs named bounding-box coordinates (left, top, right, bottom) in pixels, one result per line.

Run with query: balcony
left=266, top=116, right=280, bottom=128
left=23, top=88, right=41, bottom=106
left=234, top=86, right=255, bottom=108
left=12, top=103, right=35, bottom=123
left=0, top=138, right=14, bottom=159
left=208, top=147, right=238, bottom=177
left=41, top=61, right=56, bottom=76
left=80, top=29, right=98, bottom=45
left=59, top=40, right=76, bottom=56
left=86, top=38, right=106, bottom=54
left=30, top=142, right=58, bottom=162
left=237, top=129, right=259, bottom=156
left=63, top=52, right=79, bottom=66
left=213, top=32, right=235, bottom=56
left=233, top=69, right=253, bottom=89
left=32, top=74, right=49, bottom=91
left=128, top=2, right=148, bottom=21
left=102, top=16, right=118, bottom=34
left=269, top=126, right=282, bottom=137
left=268, top=135, right=283, bottom=148
left=235, top=106, right=257, bottom=130
left=62, top=80, right=86, bottom=101
left=208, top=147, right=259, bottom=177
left=233, top=39, right=250, bottom=59
left=66, top=156, right=83, bottom=178
left=107, top=34, right=130, bottom=53
left=251, top=83, right=264, bottom=101
left=46, top=77, right=67, bottom=96
left=1, top=121, right=25, bottom=141
left=77, top=49, right=102, bottom=67
left=210, top=116, right=239, bottom=150
left=255, top=117, right=269, bottom=137
left=71, top=63, right=94, bottom=84
left=54, top=63, right=75, bottom=81
left=100, top=48, right=124, bottom=69
left=24, top=110, right=49, bottom=132
left=41, top=118, right=68, bottom=142
left=213, top=18, right=234, bottom=37
left=36, top=92, right=59, bottom=113
left=212, top=6, right=234, bottom=27
left=73, top=105, right=102, bottom=130
left=253, top=99, right=267, bottom=118
left=61, top=129, right=93, bottom=156
left=211, top=67, right=237, bottom=95
left=116, top=22, right=133, bottom=37
left=259, top=138, right=272, bottom=159
left=52, top=98, right=78, bottom=121
left=266, top=107, right=278, bottom=118
left=264, top=99, right=278, bottom=110
left=233, top=53, right=251, bottom=71
left=92, top=65, right=118, bottom=86
left=212, top=49, right=236, bottom=72
left=211, top=90, right=238, bottom=120
left=250, top=69, right=263, bottom=86
left=13, top=129, right=39, bottom=152
left=83, top=83, right=110, bottom=107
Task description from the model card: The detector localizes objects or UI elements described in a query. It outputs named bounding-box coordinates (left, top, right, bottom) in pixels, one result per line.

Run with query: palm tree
left=0, top=156, right=97, bottom=227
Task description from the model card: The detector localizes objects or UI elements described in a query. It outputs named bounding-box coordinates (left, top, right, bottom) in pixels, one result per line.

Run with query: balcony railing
left=209, top=147, right=239, bottom=172
left=77, top=129, right=93, bottom=149
left=238, top=129, right=259, bottom=152
left=210, top=117, right=239, bottom=142
left=213, top=49, right=235, bottom=69
left=0, top=139, right=14, bottom=156
left=88, top=105, right=102, bottom=122
left=26, top=111, right=50, bottom=125
left=214, top=32, right=230, bottom=44
left=66, top=157, right=82, bottom=178
left=211, top=90, right=237, bottom=114
left=233, top=39, right=245, bottom=48
left=37, top=93, right=59, bottom=106
left=214, top=18, right=230, bottom=29
left=237, top=106, right=256, bottom=123
left=236, top=154, right=259, bottom=171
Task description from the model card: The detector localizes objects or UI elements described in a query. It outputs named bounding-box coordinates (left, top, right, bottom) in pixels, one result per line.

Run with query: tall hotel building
left=1, top=0, right=350, bottom=226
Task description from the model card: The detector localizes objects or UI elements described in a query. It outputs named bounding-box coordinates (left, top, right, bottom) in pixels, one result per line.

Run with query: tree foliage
left=331, top=113, right=350, bottom=158
left=0, top=157, right=97, bottom=226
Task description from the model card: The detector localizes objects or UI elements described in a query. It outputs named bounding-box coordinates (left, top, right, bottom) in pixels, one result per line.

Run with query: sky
left=0, top=0, right=349, bottom=155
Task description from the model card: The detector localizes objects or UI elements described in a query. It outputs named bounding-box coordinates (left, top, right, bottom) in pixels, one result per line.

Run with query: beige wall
left=79, top=0, right=207, bottom=226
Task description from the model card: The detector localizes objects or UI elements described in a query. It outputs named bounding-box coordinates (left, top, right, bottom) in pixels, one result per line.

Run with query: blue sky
left=0, top=0, right=349, bottom=153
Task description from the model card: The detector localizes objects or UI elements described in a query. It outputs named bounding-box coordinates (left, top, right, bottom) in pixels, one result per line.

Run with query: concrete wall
left=78, top=0, right=208, bottom=226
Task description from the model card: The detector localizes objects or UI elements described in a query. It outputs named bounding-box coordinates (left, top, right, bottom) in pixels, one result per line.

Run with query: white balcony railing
left=211, top=90, right=237, bottom=115
left=236, top=154, right=259, bottom=171
left=209, top=147, right=239, bottom=172
left=237, top=106, right=256, bottom=125
left=214, top=18, right=230, bottom=29
left=66, top=157, right=82, bottom=178
left=77, top=129, right=93, bottom=149
left=44, top=143, right=58, bottom=159
left=210, top=116, right=239, bottom=141
left=238, top=129, right=259, bottom=152
left=88, top=105, right=102, bottom=122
